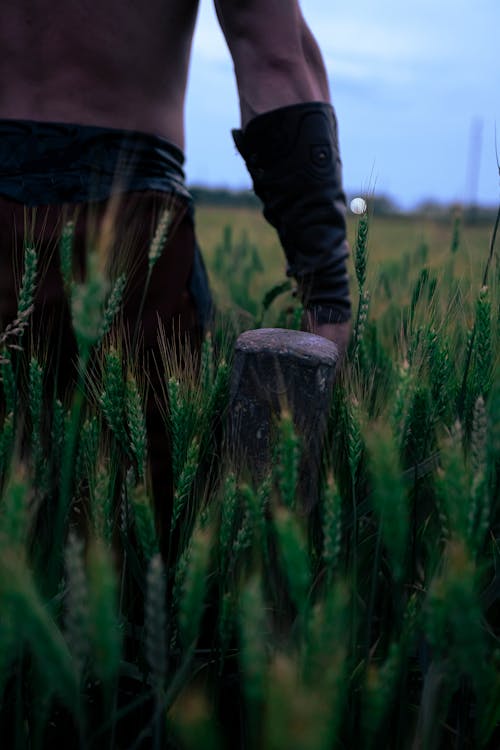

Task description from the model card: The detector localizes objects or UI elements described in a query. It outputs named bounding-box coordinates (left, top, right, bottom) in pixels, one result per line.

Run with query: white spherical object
left=350, top=197, right=367, bottom=215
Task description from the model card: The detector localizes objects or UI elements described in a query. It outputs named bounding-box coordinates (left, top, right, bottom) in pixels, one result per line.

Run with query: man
left=0, top=0, right=351, bottom=512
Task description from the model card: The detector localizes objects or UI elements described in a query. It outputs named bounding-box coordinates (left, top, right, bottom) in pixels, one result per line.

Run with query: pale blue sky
left=185, top=0, right=499, bottom=209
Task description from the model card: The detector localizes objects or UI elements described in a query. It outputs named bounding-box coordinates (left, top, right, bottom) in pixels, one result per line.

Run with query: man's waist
left=0, top=119, right=191, bottom=206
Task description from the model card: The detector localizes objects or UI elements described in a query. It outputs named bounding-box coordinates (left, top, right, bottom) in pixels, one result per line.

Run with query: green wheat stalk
left=17, top=244, right=38, bottom=319
left=0, top=469, right=31, bottom=549
left=0, top=352, right=16, bottom=416
left=171, top=436, right=200, bottom=536
left=200, top=331, right=215, bottom=393
left=428, top=329, right=455, bottom=424
left=424, top=540, right=486, bottom=691
left=100, top=347, right=130, bottom=455
left=468, top=396, right=490, bottom=555
left=219, top=471, right=238, bottom=574
left=0, top=412, right=15, bottom=480
left=145, top=553, right=167, bottom=688
left=435, top=424, right=468, bottom=542
left=208, top=357, right=230, bottom=419
left=87, top=538, right=122, bottom=697
left=178, top=524, right=212, bottom=648
left=363, top=641, right=402, bottom=745
left=98, top=273, right=126, bottom=344
left=167, top=377, right=189, bottom=486
left=366, top=426, right=408, bottom=582
left=355, top=214, right=369, bottom=291
left=75, top=415, right=100, bottom=488
left=64, top=532, right=90, bottom=681
left=51, top=397, right=65, bottom=481
left=302, top=582, right=349, bottom=747
left=146, top=552, right=168, bottom=750
left=273, top=506, right=311, bottom=615
left=239, top=575, right=268, bottom=712
left=130, top=482, right=158, bottom=562
left=229, top=507, right=253, bottom=576
left=91, top=466, right=113, bottom=544
left=0, top=306, right=34, bottom=363
left=132, top=205, right=172, bottom=351
left=28, top=357, right=44, bottom=482
left=239, top=482, right=267, bottom=560
left=322, top=474, right=343, bottom=579
left=71, top=251, right=109, bottom=359
left=459, top=285, right=493, bottom=416
left=352, top=213, right=370, bottom=354
left=125, top=372, right=147, bottom=482
left=274, top=411, right=301, bottom=511
left=474, top=286, right=493, bottom=398
left=0, top=548, right=79, bottom=712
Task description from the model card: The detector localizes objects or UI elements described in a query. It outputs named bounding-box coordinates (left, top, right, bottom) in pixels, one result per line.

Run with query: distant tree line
left=189, top=184, right=498, bottom=223
left=189, top=185, right=260, bottom=209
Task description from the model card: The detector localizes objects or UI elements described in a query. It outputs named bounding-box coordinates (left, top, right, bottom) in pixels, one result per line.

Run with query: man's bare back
left=0, top=0, right=201, bottom=148
left=0, top=0, right=330, bottom=148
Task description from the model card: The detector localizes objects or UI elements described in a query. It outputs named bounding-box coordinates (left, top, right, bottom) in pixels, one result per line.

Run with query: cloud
left=186, top=0, right=499, bottom=205
left=303, top=0, right=498, bottom=102
left=191, top=0, right=498, bottom=101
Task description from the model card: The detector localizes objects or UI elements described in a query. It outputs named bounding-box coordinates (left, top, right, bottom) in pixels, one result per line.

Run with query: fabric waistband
left=0, top=119, right=192, bottom=206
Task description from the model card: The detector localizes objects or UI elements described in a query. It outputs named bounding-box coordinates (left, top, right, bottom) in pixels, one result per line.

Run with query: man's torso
left=0, top=0, right=201, bottom=149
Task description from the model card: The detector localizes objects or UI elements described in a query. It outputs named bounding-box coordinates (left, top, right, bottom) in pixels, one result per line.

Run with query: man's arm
left=215, top=0, right=352, bottom=354
left=214, top=0, right=329, bottom=124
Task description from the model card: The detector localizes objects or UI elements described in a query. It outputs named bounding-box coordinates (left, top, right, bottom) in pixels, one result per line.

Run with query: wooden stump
left=229, top=328, right=340, bottom=512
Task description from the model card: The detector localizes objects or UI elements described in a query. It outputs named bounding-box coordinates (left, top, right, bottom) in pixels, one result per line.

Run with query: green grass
left=196, top=204, right=492, bottom=282
left=0, top=202, right=499, bottom=749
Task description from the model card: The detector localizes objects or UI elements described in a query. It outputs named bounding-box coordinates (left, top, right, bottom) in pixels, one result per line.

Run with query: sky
left=184, top=0, right=499, bottom=209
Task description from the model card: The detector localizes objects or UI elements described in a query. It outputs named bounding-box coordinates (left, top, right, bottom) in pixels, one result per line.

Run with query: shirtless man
left=0, top=1, right=351, bottom=513
left=0, top=0, right=351, bottom=333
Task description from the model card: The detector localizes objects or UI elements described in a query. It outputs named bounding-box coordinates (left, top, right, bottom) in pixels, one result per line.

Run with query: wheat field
left=0, top=202, right=499, bottom=749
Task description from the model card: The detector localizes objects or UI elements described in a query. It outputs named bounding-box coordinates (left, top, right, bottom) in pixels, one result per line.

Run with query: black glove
left=232, top=102, right=351, bottom=324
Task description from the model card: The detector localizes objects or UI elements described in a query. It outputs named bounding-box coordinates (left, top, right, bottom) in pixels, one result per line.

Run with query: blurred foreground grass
left=0, top=201, right=499, bottom=749
left=197, top=205, right=493, bottom=309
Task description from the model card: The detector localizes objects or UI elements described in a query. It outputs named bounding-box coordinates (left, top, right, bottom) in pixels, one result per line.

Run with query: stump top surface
left=235, top=328, right=339, bottom=366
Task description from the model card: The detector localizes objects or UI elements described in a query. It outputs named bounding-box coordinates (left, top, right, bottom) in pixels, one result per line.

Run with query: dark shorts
left=0, top=120, right=213, bottom=524
left=0, top=118, right=213, bottom=331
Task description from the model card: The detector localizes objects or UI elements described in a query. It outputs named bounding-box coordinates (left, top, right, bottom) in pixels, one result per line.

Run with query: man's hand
left=302, top=310, right=351, bottom=359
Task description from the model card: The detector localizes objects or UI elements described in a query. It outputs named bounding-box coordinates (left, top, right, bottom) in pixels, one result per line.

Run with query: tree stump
left=229, top=328, right=340, bottom=512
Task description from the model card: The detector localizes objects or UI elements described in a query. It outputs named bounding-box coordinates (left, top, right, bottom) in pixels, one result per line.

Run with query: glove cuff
left=233, top=102, right=351, bottom=321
